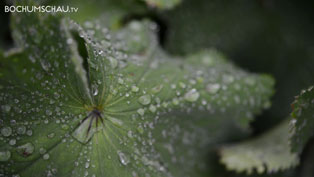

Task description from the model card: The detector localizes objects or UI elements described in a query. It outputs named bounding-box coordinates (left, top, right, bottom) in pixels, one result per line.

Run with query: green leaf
left=290, top=86, right=314, bottom=153
left=163, top=0, right=314, bottom=134
left=142, top=0, right=181, bottom=9
left=219, top=120, right=299, bottom=175
left=0, top=4, right=274, bottom=177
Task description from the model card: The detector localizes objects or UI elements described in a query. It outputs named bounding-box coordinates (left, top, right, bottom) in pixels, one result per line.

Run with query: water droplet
left=291, top=119, right=297, bottom=125
left=49, top=99, right=55, bottom=104
left=43, top=153, right=50, bottom=160
left=206, top=83, right=220, bottom=94
left=14, top=99, right=19, bottom=103
left=149, top=105, right=157, bottom=113
left=1, top=127, right=12, bottom=137
left=54, top=92, right=60, bottom=99
left=179, top=82, right=186, bottom=89
left=67, top=38, right=73, bottom=44
left=16, top=125, right=26, bottom=135
left=137, top=125, right=144, bottom=134
left=172, top=98, right=179, bottom=105
left=184, top=89, right=200, bottom=102
left=117, top=151, right=130, bottom=165
left=0, top=150, right=11, bottom=161
left=127, top=131, right=133, bottom=138
left=17, top=143, right=34, bottom=157
left=131, top=85, right=139, bottom=92
left=26, top=130, right=33, bottom=136
left=109, top=57, right=118, bottom=69
left=151, top=85, right=163, bottom=94
left=40, top=60, right=51, bottom=71
left=138, top=95, right=151, bottom=105
left=85, top=162, right=90, bottom=168
left=46, top=109, right=52, bottom=116
left=61, top=124, right=69, bottom=130
left=9, top=139, right=16, bottom=146
left=92, top=84, right=99, bottom=96
left=137, top=108, right=145, bottom=116
left=118, top=78, right=124, bottom=84
left=1, top=105, right=11, bottom=113
left=39, top=148, right=46, bottom=155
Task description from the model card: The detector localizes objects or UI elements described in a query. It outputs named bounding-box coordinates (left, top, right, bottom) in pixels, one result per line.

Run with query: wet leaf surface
left=290, top=86, right=314, bottom=153
left=0, top=2, right=274, bottom=176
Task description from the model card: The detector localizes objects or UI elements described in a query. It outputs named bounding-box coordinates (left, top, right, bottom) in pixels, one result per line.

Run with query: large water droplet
left=138, top=95, right=151, bottom=105
left=0, top=150, right=11, bottom=161
left=17, top=143, right=35, bottom=157
left=206, top=83, right=220, bottom=94
left=184, top=89, right=200, bottom=102
left=16, top=125, right=26, bottom=135
left=131, top=85, right=139, bottom=92
left=1, top=127, right=12, bottom=137
left=117, top=151, right=130, bottom=165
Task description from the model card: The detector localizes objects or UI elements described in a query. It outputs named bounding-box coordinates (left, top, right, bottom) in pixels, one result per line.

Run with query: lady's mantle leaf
left=220, top=120, right=299, bottom=174
left=290, top=86, right=314, bottom=153
left=0, top=4, right=274, bottom=177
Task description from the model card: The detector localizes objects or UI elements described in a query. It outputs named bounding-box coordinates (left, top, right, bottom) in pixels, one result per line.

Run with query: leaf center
left=72, top=108, right=104, bottom=144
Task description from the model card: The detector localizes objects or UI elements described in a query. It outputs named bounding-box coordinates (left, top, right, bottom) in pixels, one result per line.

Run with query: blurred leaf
left=162, top=0, right=314, bottom=133
left=142, top=0, right=181, bottom=9
left=290, top=86, right=314, bottom=153
left=220, top=120, right=299, bottom=174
